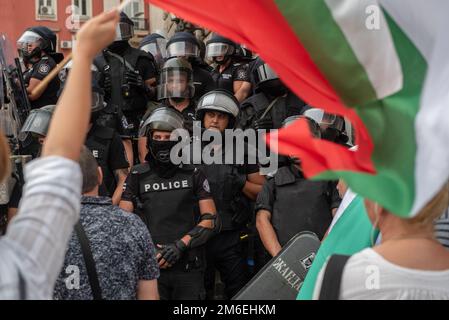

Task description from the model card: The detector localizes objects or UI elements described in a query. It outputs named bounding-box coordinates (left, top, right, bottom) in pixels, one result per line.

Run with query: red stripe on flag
left=146, top=0, right=375, bottom=174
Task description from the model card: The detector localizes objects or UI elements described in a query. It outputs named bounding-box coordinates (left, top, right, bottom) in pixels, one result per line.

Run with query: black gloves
left=158, top=240, right=188, bottom=266
left=253, top=117, right=273, bottom=131
left=124, top=70, right=144, bottom=90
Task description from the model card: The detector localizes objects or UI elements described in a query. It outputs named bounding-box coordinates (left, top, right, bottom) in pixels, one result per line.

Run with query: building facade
left=0, top=0, right=153, bottom=54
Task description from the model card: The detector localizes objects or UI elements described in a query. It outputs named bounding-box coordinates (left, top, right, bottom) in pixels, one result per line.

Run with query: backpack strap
left=318, top=254, right=351, bottom=300
left=75, top=221, right=103, bottom=300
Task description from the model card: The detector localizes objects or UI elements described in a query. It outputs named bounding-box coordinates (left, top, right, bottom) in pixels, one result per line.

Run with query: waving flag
left=146, top=0, right=449, bottom=217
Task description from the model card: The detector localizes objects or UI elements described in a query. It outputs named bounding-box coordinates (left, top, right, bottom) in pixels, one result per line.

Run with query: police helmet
left=205, top=34, right=236, bottom=59
left=115, top=12, right=135, bottom=42
left=17, top=26, right=57, bottom=61
left=139, top=33, right=168, bottom=70
left=196, top=90, right=240, bottom=129
left=20, top=104, right=56, bottom=139
left=139, top=107, right=184, bottom=137
left=282, top=115, right=321, bottom=139
left=303, top=108, right=344, bottom=132
left=157, top=57, right=195, bottom=101
left=166, top=32, right=200, bottom=59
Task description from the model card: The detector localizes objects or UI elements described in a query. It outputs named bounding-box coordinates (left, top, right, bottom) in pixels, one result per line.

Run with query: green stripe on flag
left=314, top=11, right=427, bottom=216
left=297, top=194, right=377, bottom=300
left=274, top=0, right=378, bottom=106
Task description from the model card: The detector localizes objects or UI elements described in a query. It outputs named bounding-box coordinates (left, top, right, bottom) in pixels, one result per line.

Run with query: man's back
left=53, top=196, right=159, bottom=300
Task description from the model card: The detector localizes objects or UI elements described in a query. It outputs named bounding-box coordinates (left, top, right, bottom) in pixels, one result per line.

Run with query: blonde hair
left=409, top=182, right=449, bottom=226
left=0, top=132, right=11, bottom=182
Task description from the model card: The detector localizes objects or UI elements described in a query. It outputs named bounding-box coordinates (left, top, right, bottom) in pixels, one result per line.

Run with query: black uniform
left=95, top=102, right=133, bottom=138
left=197, top=142, right=258, bottom=299
left=122, top=163, right=212, bottom=300
left=238, top=91, right=308, bottom=130
left=256, top=164, right=341, bottom=246
left=162, top=100, right=197, bottom=135
left=192, top=65, right=216, bottom=100
left=95, top=45, right=157, bottom=138
left=85, top=124, right=129, bottom=197
left=211, top=62, right=250, bottom=95
left=23, top=56, right=60, bottom=109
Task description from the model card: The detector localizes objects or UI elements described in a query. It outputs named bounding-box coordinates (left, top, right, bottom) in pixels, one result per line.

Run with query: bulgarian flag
left=145, top=0, right=449, bottom=217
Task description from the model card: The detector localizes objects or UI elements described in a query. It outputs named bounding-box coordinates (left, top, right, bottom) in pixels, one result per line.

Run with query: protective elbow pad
left=187, top=213, right=220, bottom=249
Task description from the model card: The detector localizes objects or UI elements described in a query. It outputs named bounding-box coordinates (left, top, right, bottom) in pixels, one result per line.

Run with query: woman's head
left=365, top=182, right=449, bottom=233
left=0, top=133, right=11, bottom=182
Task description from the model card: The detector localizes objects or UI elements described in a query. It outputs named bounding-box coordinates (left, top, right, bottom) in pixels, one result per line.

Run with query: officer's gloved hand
left=124, top=70, right=145, bottom=90
left=158, top=240, right=188, bottom=266
left=253, top=117, right=274, bottom=131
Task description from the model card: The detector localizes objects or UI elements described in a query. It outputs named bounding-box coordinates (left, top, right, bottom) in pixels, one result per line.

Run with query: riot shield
left=233, top=231, right=321, bottom=300
left=0, top=33, right=31, bottom=152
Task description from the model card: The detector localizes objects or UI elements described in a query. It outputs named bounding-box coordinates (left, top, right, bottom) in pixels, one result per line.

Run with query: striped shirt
left=435, top=208, right=449, bottom=249
left=0, top=156, right=82, bottom=299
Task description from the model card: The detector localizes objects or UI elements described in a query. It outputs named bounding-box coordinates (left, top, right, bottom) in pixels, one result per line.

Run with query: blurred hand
left=74, top=10, right=119, bottom=60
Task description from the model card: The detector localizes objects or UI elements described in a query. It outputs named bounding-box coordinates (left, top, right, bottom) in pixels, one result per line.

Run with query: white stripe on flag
left=325, top=0, right=403, bottom=100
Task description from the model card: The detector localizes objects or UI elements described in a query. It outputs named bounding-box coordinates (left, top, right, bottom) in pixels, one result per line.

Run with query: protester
left=0, top=9, right=119, bottom=299
left=314, top=182, right=449, bottom=299
left=54, top=147, right=159, bottom=300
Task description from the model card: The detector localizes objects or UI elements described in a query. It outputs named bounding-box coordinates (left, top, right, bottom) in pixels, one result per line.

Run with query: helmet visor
left=206, top=43, right=233, bottom=58
left=157, top=69, right=194, bottom=100
left=19, top=109, right=52, bottom=138
left=255, top=63, right=279, bottom=83
left=304, top=109, right=337, bottom=126
left=167, top=41, right=200, bottom=58
left=115, top=23, right=134, bottom=41
left=17, top=31, right=44, bottom=51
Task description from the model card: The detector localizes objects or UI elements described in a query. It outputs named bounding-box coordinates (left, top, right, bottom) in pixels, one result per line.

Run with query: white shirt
left=313, top=248, right=449, bottom=300
left=0, top=156, right=81, bottom=299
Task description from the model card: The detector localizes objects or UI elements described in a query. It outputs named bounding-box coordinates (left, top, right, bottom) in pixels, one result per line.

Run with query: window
left=124, top=0, right=147, bottom=31
left=36, top=0, right=57, bottom=21
left=72, top=0, right=92, bottom=20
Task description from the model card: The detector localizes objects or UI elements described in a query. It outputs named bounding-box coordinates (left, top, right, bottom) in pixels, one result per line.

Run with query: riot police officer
left=238, top=58, right=308, bottom=131
left=59, top=60, right=132, bottom=142
left=95, top=12, right=157, bottom=165
left=157, top=57, right=197, bottom=134
left=119, top=107, right=219, bottom=300
left=206, top=34, right=251, bottom=102
left=166, top=32, right=215, bottom=100
left=194, top=90, right=265, bottom=299
left=255, top=116, right=341, bottom=258
left=17, top=26, right=62, bottom=109
left=303, top=108, right=351, bottom=146
left=85, top=81, right=130, bottom=205
left=139, top=33, right=168, bottom=74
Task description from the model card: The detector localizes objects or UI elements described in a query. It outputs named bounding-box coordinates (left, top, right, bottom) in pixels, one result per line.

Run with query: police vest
left=133, top=163, right=198, bottom=245
left=271, top=165, right=333, bottom=246
left=200, top=162, right=250, bottom=231
left=239, top=92, right=290, bottom=130
left=95, top=47, right=152, bottom=113
left=85, top=125, right=114, bottom=196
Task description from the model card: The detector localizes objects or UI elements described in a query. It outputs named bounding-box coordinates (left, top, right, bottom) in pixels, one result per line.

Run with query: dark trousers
left=158, top=268, right=206, bottom=300
left=205, top=230, right=249, bottom=299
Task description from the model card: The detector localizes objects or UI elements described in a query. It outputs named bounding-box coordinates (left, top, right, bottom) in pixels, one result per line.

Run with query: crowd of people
left=0, top=7, right=448, bottom=300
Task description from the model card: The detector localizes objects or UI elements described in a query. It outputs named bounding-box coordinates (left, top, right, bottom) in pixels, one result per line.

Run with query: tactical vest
left=200, top=162, right=250, bottom=231
left=239, top=92, right=290, bottom=130
left=271, top=165, right=333, bottom=245
left=95, top=47, right=150, bottom=113
left=85, top=125, right=114, bottom=196
left=133, top=163, right=198, bottom=245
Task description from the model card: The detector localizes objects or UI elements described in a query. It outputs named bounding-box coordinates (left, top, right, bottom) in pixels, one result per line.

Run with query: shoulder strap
left=74, top=222, right=103, bottom=300
left=318, top=254, right=351, bottom=300
left=105, top=50, right=136, bottom=72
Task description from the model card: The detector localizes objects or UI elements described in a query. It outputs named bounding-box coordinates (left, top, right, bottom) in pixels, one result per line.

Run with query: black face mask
left=147, top=139, right=178, bottom=165
left=214, top=57, right=229, bottom=66
left=107, top=41, right=129, bottom=53
left=321, top=128, right=339, bottom=142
